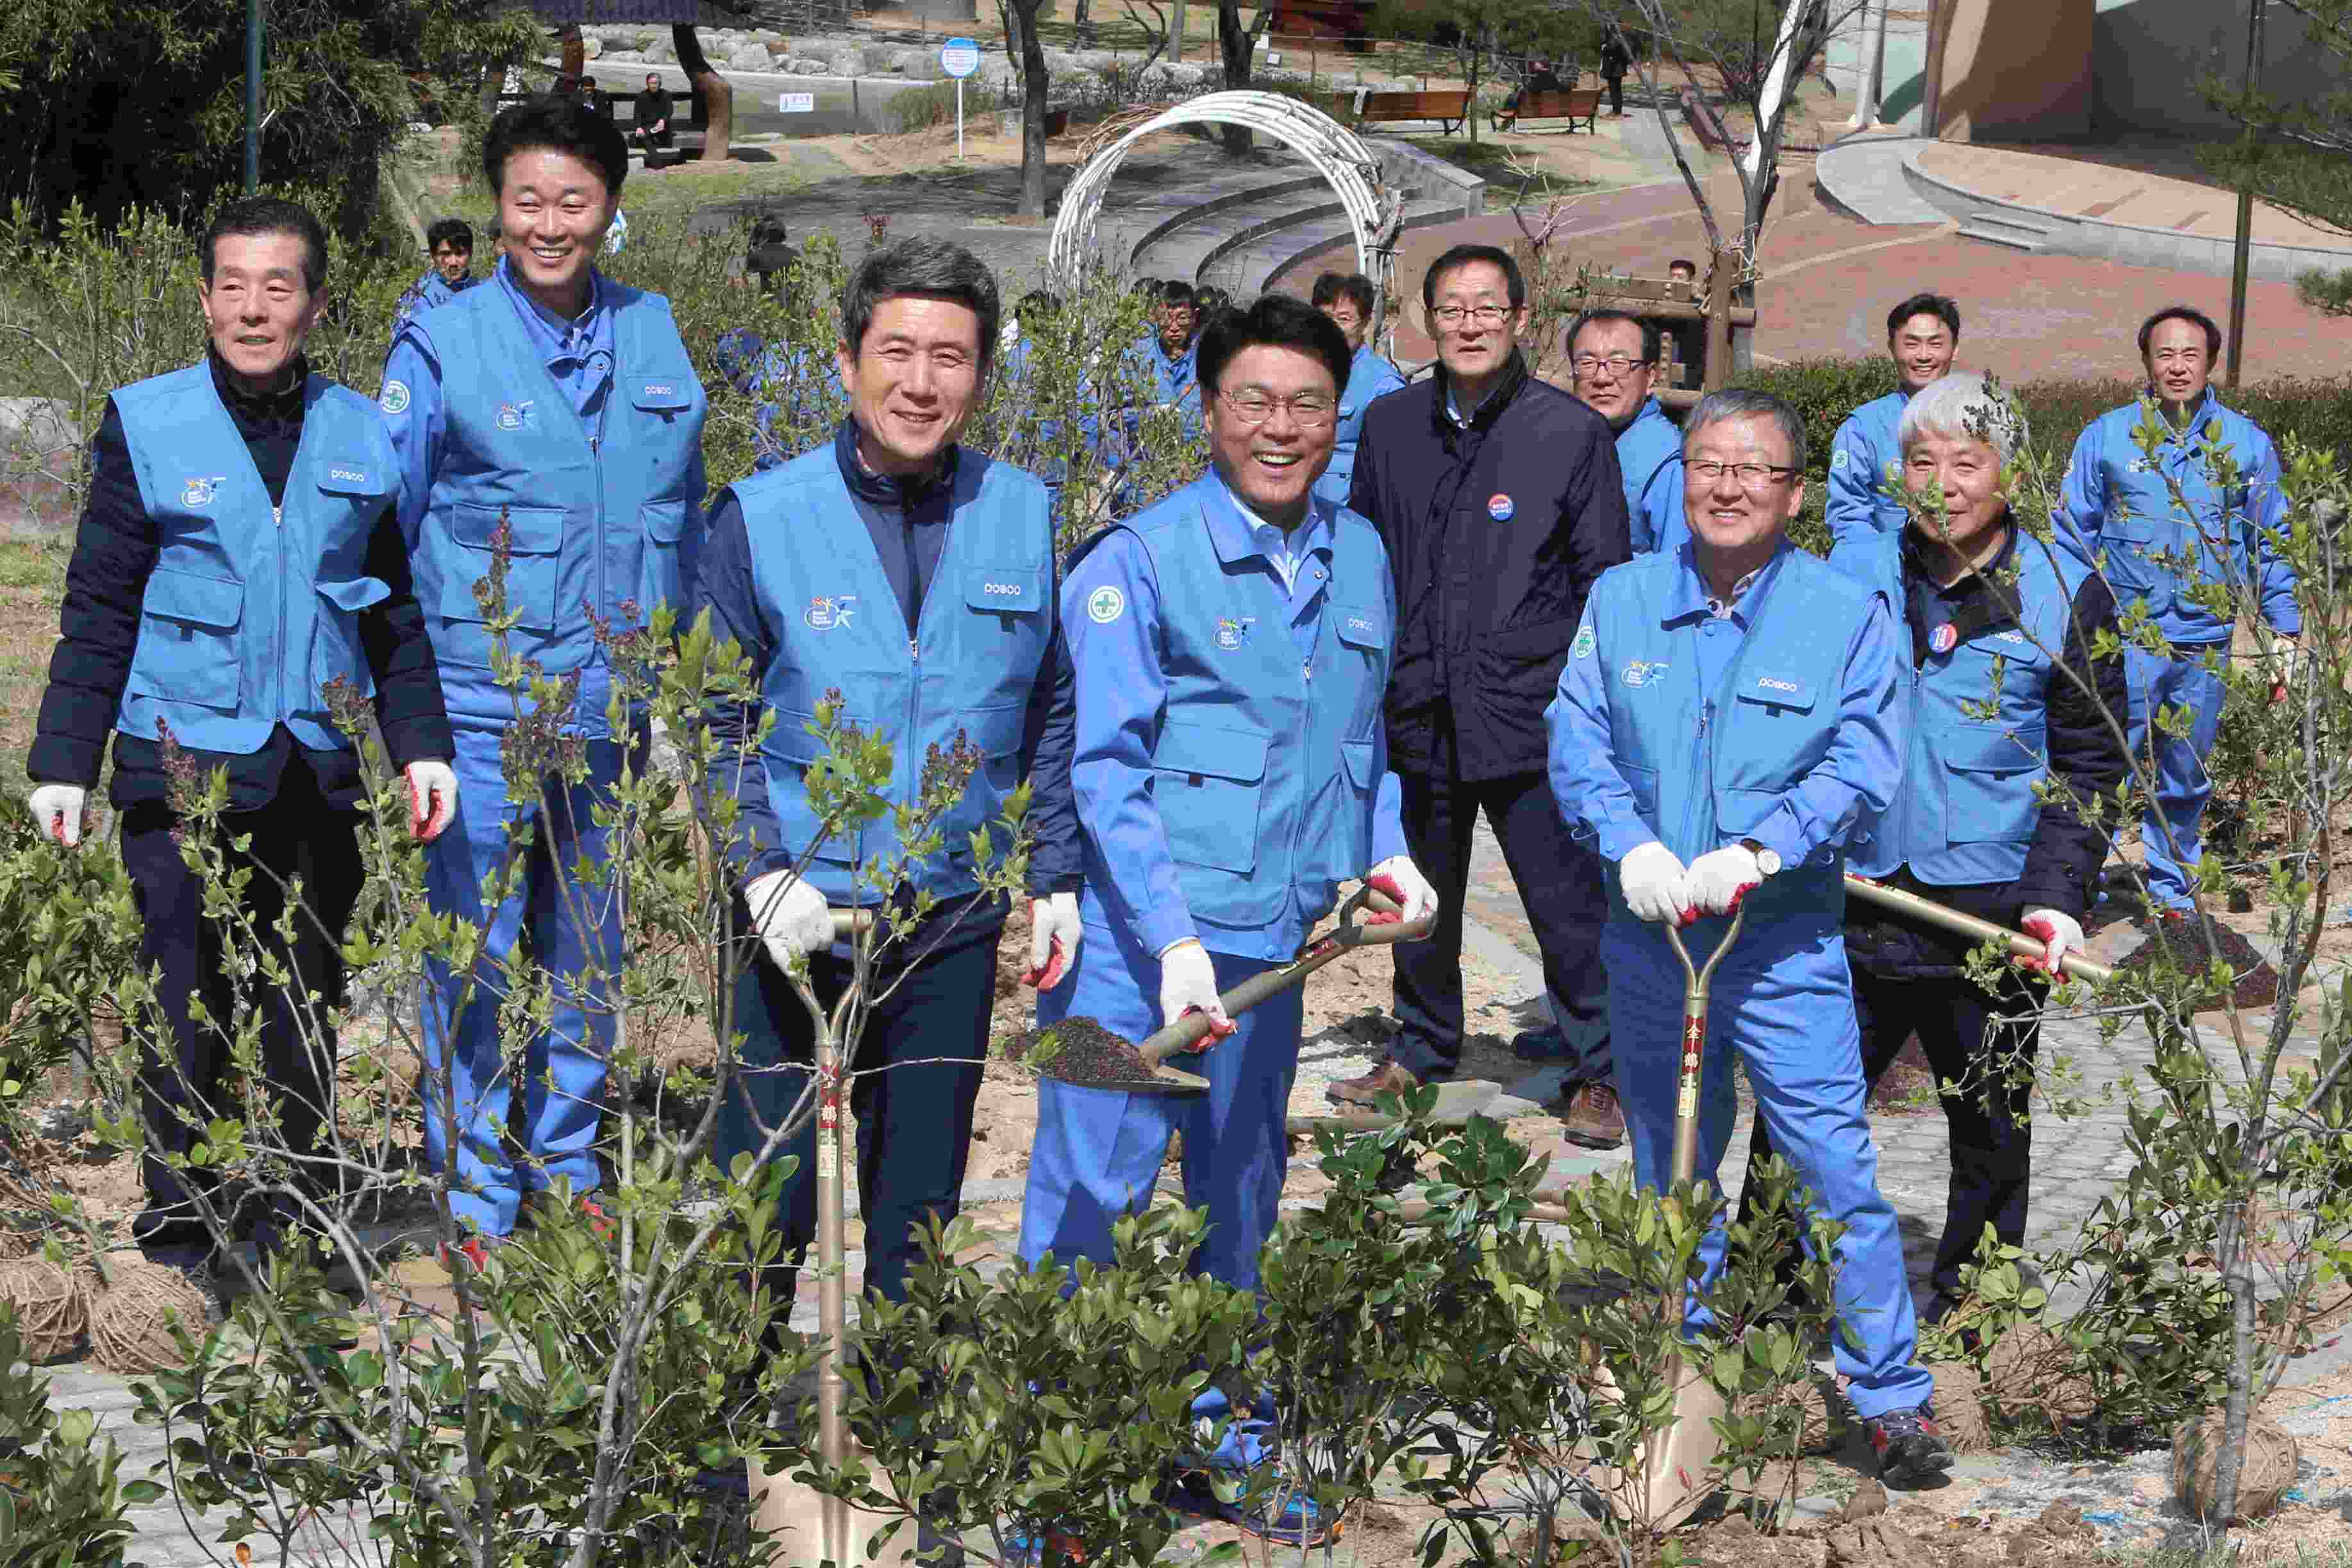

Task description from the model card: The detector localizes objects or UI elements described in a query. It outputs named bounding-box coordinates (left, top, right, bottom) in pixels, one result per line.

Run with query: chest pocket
left=641, top=500, right=688, bottom=618
left=1937, top=724, right=2046, bottom=846
left=446, top=503, right=563, bottom=632
left=316, top=462, right=392, bottom=562
left=126, top=569, right=245, bottom=713
left=1152, top=721, right=1265, bottom=876
left=1719, top=670, right=1823, bottom=837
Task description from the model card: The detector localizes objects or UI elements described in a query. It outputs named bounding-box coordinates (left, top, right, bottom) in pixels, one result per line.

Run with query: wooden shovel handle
left=1843, top=875, right=2113, bottom=985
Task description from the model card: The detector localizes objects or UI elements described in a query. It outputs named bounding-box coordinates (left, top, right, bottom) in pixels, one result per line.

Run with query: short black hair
left=1156, top=279, right=1197, bottom=310
left=1567, top=308, right=1661, bottom=365
left=840, top=235, right=1003, bottom=374
left=1196, top=294, right=1352, bottom=401
left=1311, top=271, right=1378, bottom=318
left=1131, top=276, right=1161, bottom=297
left=201, top=196, right=329, bottom=294
left=1667, top=257, right=1698, bottom=278
left=481, top=95, right=629, bottom=200
left=426, top=217, right=474, bottom=254
left=1422, top=243, right=1526, bottom=312
left=1885, top=292, right=1961, bottom=342
left=2139, top=304, right=2224, bottom=363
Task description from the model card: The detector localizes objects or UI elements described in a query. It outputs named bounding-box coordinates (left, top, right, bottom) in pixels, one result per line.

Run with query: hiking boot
left=1864, top=1403, right=1953, bottom=1485
left=1325, top=1056, right=1420, bottom=1108
left=1559, top=1083, right=1626, bottom=1150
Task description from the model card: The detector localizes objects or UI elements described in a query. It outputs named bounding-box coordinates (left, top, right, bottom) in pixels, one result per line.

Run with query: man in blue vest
left=382, top=96, right=708, bottom=1260
left=1569, top=308, right=1686, bottom=556
left=1309, top=271, right=1406, bottom=511
left=396, top=218, right=481, bottom=328
left=2055, top=305, right=2298, bottom=920
left=1021, top=295, right=1437, bottom=1540
left=1826, top=293, right=1962, bottom=547
left=1743, top=372, right=2128, bottom=1324
left=1548, top=388, right=1951, bottom=1485
left=28, top=196, right=456, bottom=1277
left=697, top=235, right=1081, bottom=1333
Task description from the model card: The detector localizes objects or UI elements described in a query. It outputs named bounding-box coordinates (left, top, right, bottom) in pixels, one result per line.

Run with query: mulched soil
left=1006, top=1015, right=1161, bottom=1088
left=2111, top=914, right=2282, bottom=1010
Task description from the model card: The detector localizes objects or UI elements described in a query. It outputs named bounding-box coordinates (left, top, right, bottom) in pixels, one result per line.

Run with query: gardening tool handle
left=1659, top=905, right=1744, bottom=1187
left=1135, top=886, right=1434, bottom=1067
left=1842, top=875, right=2113, bottom=986
left=828, top=909, right=874, bottom=939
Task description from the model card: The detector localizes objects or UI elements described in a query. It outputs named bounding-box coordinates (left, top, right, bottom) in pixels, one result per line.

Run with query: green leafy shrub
left=0, top=1304, right=159, bottom=1564
left=892, top=81, right=966, bottom=133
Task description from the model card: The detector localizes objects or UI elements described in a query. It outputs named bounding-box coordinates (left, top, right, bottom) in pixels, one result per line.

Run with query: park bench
left=1680, top=87, right=1739, bottom=154
left=1352, top=89, right=1472, bottom=135
left=1492, top=88, right=1602, bottom=135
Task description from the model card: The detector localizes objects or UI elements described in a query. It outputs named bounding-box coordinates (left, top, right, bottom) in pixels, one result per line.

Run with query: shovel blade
left=1587, top=1353, right=1726, bottom=1533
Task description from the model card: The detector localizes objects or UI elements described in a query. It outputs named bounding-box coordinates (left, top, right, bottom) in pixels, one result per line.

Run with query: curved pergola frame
left=1048, top=90, right=1405, bottom=323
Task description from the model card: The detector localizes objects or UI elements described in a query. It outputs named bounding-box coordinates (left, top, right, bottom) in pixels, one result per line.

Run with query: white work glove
left=2271, top=633, right=2299, bottom=704
left=1026, top=892, right=1081, bottom=990
left=2019, top=908, right=2086, bottom=977
left=1686, top=844, right=1764, bottom=917
left=404, top=760, right=459, bottom=843
left=1156, top=938, right=1235, bottom=1043
left=1619, top=840, right=1692, bottom=926
left=743, top=869, right=836, bottom=971
left=1366, top=856, right=1440, bottom=926
left=27, top=783, right=87, bottom=847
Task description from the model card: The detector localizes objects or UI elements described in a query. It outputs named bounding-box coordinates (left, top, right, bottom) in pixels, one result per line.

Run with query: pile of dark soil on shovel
left=1004, top=1017, right=1160, bottom=1087
left=2112, top=913, right=2280, bottom=1009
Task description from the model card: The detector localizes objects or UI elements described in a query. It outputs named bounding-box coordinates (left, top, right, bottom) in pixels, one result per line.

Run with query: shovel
left=1842, top=874, right=2114, bottom=985
left=1012, top=883, right=1437, bottom=1094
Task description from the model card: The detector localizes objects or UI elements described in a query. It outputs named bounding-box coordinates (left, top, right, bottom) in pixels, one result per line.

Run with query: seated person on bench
left=632, top=73, right=675, bottom=151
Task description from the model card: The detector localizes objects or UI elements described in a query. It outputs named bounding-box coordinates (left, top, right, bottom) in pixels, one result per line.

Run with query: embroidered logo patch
left=1214, top=616, right=1255, bottom=651
left=1487, top=493, right=1515, bottom=521
left=379, top=380, right=410, bottom=415
left=1830, top=447, right=1851, bottom=473
left=329, top=466, right=369, bottom=486
left=803, top=595, right=857, bottom=631
left=1572, top=623, right=1596, bottom=660
left=1087, top=586, right=1126, bottom=624
left=496, top=401, right=535, bottom=431
left=1622, top=659, right=1668, bottom=688
left=181, top=476, right=225, bottom=508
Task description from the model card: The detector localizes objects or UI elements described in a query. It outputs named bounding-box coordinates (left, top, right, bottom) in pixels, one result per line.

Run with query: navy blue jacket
left=30, top=352, right=449, bottom=811
left=1347, top=350, right=1631, bottom=780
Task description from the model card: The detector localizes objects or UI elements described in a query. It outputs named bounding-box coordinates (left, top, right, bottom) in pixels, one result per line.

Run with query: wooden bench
left=1492, top=88, right=1602, bottom=134
left=1352, top=89, right=1472, bottom=135
left=1679, top=87, right=1739, bottom=154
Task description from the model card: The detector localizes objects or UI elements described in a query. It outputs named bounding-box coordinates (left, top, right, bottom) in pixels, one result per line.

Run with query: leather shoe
left=1326, top=1056, right=1421, bottom=1108
left=1559, top=1083, right=1626, bottom=1149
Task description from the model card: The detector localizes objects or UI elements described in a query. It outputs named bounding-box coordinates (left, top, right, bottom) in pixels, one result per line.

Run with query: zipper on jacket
left=589, top=433, right=605, bottom=635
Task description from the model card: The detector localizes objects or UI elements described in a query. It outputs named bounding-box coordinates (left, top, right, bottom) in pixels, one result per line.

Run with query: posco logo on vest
left=982, top=581, right=1022, bottom=597
left=804, top=595, right=857, bottom=631
left=181, top=476, right=226, bottom=508
left=1622, top=660, right=1668, bottom=688
left=1755, top=676, right=1801, bottom=695
left=330, top=467, right=369, bottom=485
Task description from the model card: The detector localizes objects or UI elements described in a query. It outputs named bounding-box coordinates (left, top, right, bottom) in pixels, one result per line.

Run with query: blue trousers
left=419, top=726, right=630, bottom=1235
left=1018, top=919, right=1304, bottom=1296
left=2125, top=644, right=2228, bottom=912
left=1605, top=912, right=1932, bottom=1420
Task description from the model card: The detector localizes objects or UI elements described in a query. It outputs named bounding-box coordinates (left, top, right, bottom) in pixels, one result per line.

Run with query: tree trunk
left=1702, top=244, right=1737, bottom=392
left=1013, top=0, right=1050, bottom=218
left=1919, top=0, right=1950, bottom=138
left=674, top=24, right=733, bottom=164
left=1217, top=1, right=1252, bottom=154
left=1073, top=0, right=1093, bottom=47
left=560, top=22, right=586, bottom=83
left=1740, top=0, right=1809, bottom=181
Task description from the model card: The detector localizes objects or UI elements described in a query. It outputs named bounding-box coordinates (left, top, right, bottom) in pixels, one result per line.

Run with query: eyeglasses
left=1571, top=353, right=1647, bottom=376
left=1688, top=460, right=1798, bottom=488
left=1431, top=304, right=1512, bottom=328
left=1219, top=389, right=1335, bottom=428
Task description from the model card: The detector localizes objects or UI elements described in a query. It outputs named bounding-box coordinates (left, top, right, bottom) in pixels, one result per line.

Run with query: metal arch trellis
left=1047, top=90, right=1405, bottom=321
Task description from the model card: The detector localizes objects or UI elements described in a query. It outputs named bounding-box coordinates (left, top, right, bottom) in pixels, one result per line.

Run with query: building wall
left=2093, top=0, right=2332, bottom=137
left=1940, top=0, right=2093, bottom=139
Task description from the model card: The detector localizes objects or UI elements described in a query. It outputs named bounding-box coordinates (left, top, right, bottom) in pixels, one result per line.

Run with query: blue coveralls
left=396, top=267, right=476, bottom=329
left=1825, top=390, right=1911, bottom=547
left=2055, top=391, right=2298, bottom=910
left=1546, top=542, right=1933, bottom=1419
left=1614, top=396, right=1688, bottom=556
left=1020, top=471, right=1407, bottom=1297
left=1312, top=342, right=1406, bottom=510
left=383, top=256, right=708, bottom=1235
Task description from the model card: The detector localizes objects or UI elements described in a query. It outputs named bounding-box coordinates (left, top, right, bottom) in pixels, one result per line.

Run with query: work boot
left=1864, top=1403, right=1953, bottom=1486
left=1558, top=1083, right=1626, bottom=1150
left=1325, top=1056, right=1419, bottom=1108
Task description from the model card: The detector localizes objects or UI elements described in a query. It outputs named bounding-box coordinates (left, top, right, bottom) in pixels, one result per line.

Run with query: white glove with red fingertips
left=404, top=761, right=459, bottom=842
left=1685, top=843, right=1764, bottom=917
left=1367, top=856, right=1439, bottom=926
left=27, top=784, right=87, bottom=847
left=2018, top=908, right=2085, bottom=976
left=1025, top=892, right=1081, bottom=990
left=1156, top=938, right=1235, bottom=1044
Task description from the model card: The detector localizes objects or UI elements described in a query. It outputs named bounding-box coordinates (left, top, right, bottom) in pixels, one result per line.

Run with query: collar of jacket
left=1427, top=347, right=1530, bottom=439
left=1899, top=510, right=2019, bottom=596
left=831, top=414, right=959, bottom=507
left=206, top=347, right=308, bottom=426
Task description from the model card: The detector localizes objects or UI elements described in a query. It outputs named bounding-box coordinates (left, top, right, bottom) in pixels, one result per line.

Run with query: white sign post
left=939, top=37, right=981, bottom=160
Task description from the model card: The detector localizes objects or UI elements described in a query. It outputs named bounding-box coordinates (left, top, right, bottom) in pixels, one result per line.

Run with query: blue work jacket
left=1615, top=397, right=1688, bottom=556
left=1547, top=542, right=1901, bottom=926
left=1831, top=527, right=2095, bottom=886
left=396, top=268, right=477, bottom=328
left=111, top=363, right=398, bottom=755
left=1313, top=342, right=1406, bottom=509
left=1826, top=389, right=1911, bottom=547
left=2055, top=390, right=2299, bottom=644
left=1063, top=473, right=1406, bottom=962
left=724, top=443, right=1057, bottom=906
left=385, top=271, right=707, bottom=737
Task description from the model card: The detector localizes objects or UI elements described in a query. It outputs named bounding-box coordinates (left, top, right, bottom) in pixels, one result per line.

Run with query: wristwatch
left=1738, top=838, right=1782, bottom=878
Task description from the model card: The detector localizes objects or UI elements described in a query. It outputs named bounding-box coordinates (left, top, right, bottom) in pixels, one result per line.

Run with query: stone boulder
left=0, top=397, right=85, bottom=540
left=726, top=41, right=772, bottom=72
left=580, top=35, right=603, bottom=60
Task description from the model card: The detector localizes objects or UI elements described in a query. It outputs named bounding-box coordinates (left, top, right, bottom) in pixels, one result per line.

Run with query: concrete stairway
left=1955, top=210, right=2054, bottom=254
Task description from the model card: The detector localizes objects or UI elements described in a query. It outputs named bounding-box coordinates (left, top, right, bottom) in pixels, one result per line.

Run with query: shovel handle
left=1135, top=885, right=1433, bottom=1068
left=1659, top=905, right=1744, bottom=1187
left=1842, top=875, right=2113, bottom=986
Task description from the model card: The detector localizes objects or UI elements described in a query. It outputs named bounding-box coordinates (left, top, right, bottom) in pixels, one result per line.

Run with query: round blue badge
left=1930, top=623, right=1958, bottom=655
left=1487, top=493, right=1515, bottom=521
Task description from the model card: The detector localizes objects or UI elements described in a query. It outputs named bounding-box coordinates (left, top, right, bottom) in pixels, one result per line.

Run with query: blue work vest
left=733, top=446, right=1056, bottom=906
left=112, top=364, right=397, bottom=755
left=1584, top=546, right=1878, bottom=924
left=1835, top=530, right=2089, bottom=887
left=1093, top=477, right=1392, bottom=934
left=408, top=279, right=705, bottom=735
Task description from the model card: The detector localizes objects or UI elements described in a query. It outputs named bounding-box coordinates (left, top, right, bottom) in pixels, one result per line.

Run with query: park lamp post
left=244, top=0, right=263, bottom=194
left=2226, top=0, right=2267, bottom=392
